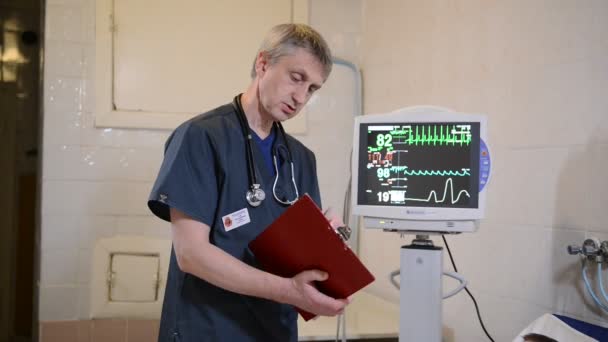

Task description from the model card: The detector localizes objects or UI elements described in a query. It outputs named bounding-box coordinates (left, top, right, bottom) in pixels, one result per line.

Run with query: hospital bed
left=514, top=313, right=608, bottom=342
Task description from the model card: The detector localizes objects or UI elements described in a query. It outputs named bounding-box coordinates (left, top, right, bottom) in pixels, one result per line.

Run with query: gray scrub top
left=148, top=101, right=322, bottom=342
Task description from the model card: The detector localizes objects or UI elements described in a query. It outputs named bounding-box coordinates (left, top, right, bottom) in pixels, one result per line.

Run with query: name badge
left=222, top=208, right=251, bottom=231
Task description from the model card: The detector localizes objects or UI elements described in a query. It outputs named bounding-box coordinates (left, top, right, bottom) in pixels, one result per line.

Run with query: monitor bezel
left=351, top=106, right=488, bottom=223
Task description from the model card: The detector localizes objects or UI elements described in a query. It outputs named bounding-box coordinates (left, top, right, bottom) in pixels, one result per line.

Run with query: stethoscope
left=233, top=95, right=299, bottom=207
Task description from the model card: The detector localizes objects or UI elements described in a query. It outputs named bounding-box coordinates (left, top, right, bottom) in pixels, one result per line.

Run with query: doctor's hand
left=284, top=269, right=349, bottom=317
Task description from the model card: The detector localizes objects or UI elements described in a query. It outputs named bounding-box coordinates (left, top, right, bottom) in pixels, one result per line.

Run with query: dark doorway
left=0, top=0, right=42, bottom=340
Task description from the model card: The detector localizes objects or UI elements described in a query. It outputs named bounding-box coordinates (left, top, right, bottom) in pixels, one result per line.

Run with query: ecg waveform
left=391, top=124, right=472, bottom=146
left=404, top=178, right=470, bottom=204
left=389, top=166, right=471, bottom=177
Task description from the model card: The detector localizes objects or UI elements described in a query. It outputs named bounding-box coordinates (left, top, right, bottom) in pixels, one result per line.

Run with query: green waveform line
left=390, top=166, right=470, bottom=177
left=368, top=146, right=394, bottom=153
left=390, top=125, right=472, bottom=146
left=404, top=178, right=470, bottom=204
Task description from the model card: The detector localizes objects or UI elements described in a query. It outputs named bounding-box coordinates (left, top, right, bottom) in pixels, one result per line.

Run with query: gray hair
left=250, top=23, right=332, bottom=79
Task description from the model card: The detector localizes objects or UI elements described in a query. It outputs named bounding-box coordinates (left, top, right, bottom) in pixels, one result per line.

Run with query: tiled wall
left=41, top=0, right=362, bottom=334
left=359, top=0, right=608, bottom=341
left=41, top=0, right=172, bottom=321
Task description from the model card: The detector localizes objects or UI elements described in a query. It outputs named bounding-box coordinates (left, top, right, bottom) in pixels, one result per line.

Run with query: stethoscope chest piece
left=246, top=184, right=266, bottom=207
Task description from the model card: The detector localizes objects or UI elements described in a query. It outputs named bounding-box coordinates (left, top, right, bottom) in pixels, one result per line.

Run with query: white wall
left=41, top=0, right=171, bottom=320
left=39, top=0, right=363, bottom=321
left=360, top=0, right=608, bottom=341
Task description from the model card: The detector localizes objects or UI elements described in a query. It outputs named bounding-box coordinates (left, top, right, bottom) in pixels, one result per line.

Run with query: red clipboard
left=249, top=194, right=375, bottom=321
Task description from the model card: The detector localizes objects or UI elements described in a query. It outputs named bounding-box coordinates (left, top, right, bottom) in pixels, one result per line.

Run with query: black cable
left=442, top=235, right=495, bottom=342
left=233, top=95, right=257, bottom=186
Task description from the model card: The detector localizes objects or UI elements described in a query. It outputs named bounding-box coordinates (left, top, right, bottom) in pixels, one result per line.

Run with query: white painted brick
left=45, top=4, right=85, bottom=43
left=39, top=286, right=79, bottom=320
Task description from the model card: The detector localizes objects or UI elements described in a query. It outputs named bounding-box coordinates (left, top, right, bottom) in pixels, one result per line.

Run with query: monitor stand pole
left=400, top=234, right=443, bottom=342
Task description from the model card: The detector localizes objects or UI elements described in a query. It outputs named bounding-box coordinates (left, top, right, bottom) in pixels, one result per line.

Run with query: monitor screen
left=357, top=122, right=480, bottom=209
left=351, top=107, right=489, bottom=230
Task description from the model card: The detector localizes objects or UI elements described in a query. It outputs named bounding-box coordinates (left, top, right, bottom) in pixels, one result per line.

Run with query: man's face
left=255, top=48, right=326, bottom=122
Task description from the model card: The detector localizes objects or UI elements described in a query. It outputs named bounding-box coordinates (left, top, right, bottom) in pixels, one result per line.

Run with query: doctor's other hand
left=282, top=269, right=349, bottom=316
left=323, top=207, right=344, bottom=229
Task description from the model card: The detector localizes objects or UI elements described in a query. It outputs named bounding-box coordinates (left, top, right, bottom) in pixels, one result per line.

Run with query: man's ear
left=255, top=52, right=268, bottom=76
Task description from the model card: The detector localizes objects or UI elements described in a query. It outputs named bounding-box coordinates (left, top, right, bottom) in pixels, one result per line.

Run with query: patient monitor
left=351, top=105, right=490, bottom=233
left=351, top=106, right=491, bottom=342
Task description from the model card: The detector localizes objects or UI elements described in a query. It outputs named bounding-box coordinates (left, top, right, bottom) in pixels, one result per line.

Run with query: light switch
left=109, top=253, right=159, bottom=302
